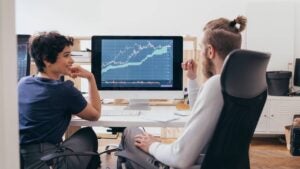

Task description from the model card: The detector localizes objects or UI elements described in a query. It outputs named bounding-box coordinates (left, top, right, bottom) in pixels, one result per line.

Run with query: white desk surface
left=70, top=105, right=189, bottom=128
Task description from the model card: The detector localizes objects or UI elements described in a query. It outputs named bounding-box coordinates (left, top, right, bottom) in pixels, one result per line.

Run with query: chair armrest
left=40, top=151, right=99, bottom=166
left=41, top=151, right=98, bottom=161
left=40, top=148, right=121, bottom=166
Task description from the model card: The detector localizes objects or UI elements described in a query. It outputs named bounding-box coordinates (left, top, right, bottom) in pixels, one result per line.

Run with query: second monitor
left=17, top=34, right=31, bottom=81
left=92, top=36, right=183, bottom=108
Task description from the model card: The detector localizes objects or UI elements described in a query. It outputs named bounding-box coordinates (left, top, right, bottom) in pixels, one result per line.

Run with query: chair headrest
left=221, top=49, right=270, bottom=98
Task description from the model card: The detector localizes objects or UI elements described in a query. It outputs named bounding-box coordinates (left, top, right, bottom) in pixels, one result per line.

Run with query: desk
left=70, top=105, right=189, bottom=128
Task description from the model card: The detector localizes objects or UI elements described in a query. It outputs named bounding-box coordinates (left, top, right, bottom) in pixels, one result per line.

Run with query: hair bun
left=229, top=20, right=237, bottom=27
left=234, top=16, right=247, bottom=32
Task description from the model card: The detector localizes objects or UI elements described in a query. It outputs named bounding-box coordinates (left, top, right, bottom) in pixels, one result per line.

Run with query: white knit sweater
left=149, top=75, right=224, bottom=169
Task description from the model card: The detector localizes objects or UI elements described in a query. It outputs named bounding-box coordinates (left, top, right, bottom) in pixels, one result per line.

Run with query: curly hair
left=29, top=31, right=74, bottom=72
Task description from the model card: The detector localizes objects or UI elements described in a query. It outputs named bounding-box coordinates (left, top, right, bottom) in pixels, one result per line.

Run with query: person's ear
left=207, top=45, right=215, bottom=59
left=43, top=58, right=51, bottom=67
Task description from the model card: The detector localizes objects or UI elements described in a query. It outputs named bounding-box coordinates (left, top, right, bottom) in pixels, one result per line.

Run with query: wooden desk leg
left=65, top=126, right=81, bottom=139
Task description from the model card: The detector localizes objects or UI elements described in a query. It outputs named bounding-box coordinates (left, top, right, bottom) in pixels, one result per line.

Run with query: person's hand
left=69, top=65, right=93, bottom=80
left=134, top=132, right=160, bottom=153
left=181, top=59, right=197, bottom=80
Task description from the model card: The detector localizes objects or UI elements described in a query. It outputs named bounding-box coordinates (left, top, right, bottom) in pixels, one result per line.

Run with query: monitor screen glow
left=92, top=36, right=183, bottom=100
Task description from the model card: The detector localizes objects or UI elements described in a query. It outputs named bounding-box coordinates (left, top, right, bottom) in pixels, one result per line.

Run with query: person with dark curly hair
left=19, top=31, right=101, bottom=169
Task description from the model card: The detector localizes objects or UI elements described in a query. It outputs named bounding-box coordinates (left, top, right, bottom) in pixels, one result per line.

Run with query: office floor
left=97, top=136, right=300, bottom=169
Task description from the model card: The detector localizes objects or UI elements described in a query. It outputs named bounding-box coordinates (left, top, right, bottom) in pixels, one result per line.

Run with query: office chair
left=39, top=127, right=120, bottom=169
left=200, top=49, right=270, bottom=169
left=40, top=148, right=118, bottom=169
left=104, top=127, right=126, bottom=154
left=114, top=49, right=270, bottom=169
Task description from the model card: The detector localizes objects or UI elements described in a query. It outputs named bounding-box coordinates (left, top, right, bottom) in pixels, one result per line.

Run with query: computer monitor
left=92, top=36, right=183, bottom=109
left=294, top=58, right=300, bottom=87
left=17, top=34, right=31, bottom=81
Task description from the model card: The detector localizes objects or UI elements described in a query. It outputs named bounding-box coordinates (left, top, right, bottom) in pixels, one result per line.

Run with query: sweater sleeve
left=149, top=75, right=223, bottom=169
left=188, top=79, right=201, bottom=108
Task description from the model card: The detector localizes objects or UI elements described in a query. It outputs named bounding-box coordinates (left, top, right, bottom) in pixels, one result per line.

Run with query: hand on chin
left=65, top=70, right=75, bottom=78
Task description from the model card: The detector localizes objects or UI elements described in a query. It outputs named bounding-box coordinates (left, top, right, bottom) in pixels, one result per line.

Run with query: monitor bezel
left=91, top=35, right=183, bottom=91
left=17, top=34, right=31, bottom=80
left=294, top=58, right=300, bottom=86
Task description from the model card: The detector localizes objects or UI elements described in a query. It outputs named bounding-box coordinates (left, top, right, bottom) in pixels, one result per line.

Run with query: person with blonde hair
left=116, top=16, right=247, bottom=169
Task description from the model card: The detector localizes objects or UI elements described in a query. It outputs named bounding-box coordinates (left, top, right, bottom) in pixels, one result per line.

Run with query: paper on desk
left=141, top=113, right=180, bottom=122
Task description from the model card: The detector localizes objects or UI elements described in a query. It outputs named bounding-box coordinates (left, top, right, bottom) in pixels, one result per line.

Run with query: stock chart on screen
left=101, top=39, right=173, bottom=88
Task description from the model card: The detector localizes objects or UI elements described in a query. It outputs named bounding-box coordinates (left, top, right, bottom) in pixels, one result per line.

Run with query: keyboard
left=102, top=109, right=141, bottom=116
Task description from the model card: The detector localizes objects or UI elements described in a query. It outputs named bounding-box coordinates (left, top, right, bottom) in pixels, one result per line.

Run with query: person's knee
left=63, top=127, right=98, bottom=152
left=122, top=127, right=144, bottom=146
left=78, top=127, right=95, bottom=136
left=82, top=127, right=98, bottom=150
left=123, top=127, right=143, bottom=141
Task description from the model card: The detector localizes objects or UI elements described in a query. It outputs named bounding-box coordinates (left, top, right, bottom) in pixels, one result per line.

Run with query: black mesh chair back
left=201, top=49, right=270, bottom=169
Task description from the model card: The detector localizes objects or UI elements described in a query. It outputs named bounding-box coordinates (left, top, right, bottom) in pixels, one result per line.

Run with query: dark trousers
left=20, top=127, right=99, bottom=169
left=116, top=127, right=169, bottom=169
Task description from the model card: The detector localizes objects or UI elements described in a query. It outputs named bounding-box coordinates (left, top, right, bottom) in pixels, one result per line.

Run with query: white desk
left=70, top=105, right=189, bottom=128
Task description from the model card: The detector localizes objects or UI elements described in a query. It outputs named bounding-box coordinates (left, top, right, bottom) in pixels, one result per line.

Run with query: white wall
left=15, top=0, right=248, bottom=37
left=15, top=0, right=300, bottom=70
left=246, top=1, right=295, bottom=71
left=0, top=0, right=20, bottom=168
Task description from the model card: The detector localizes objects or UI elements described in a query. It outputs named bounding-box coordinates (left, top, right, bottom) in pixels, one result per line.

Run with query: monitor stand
left=124, top=99, right=151, bottom=110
